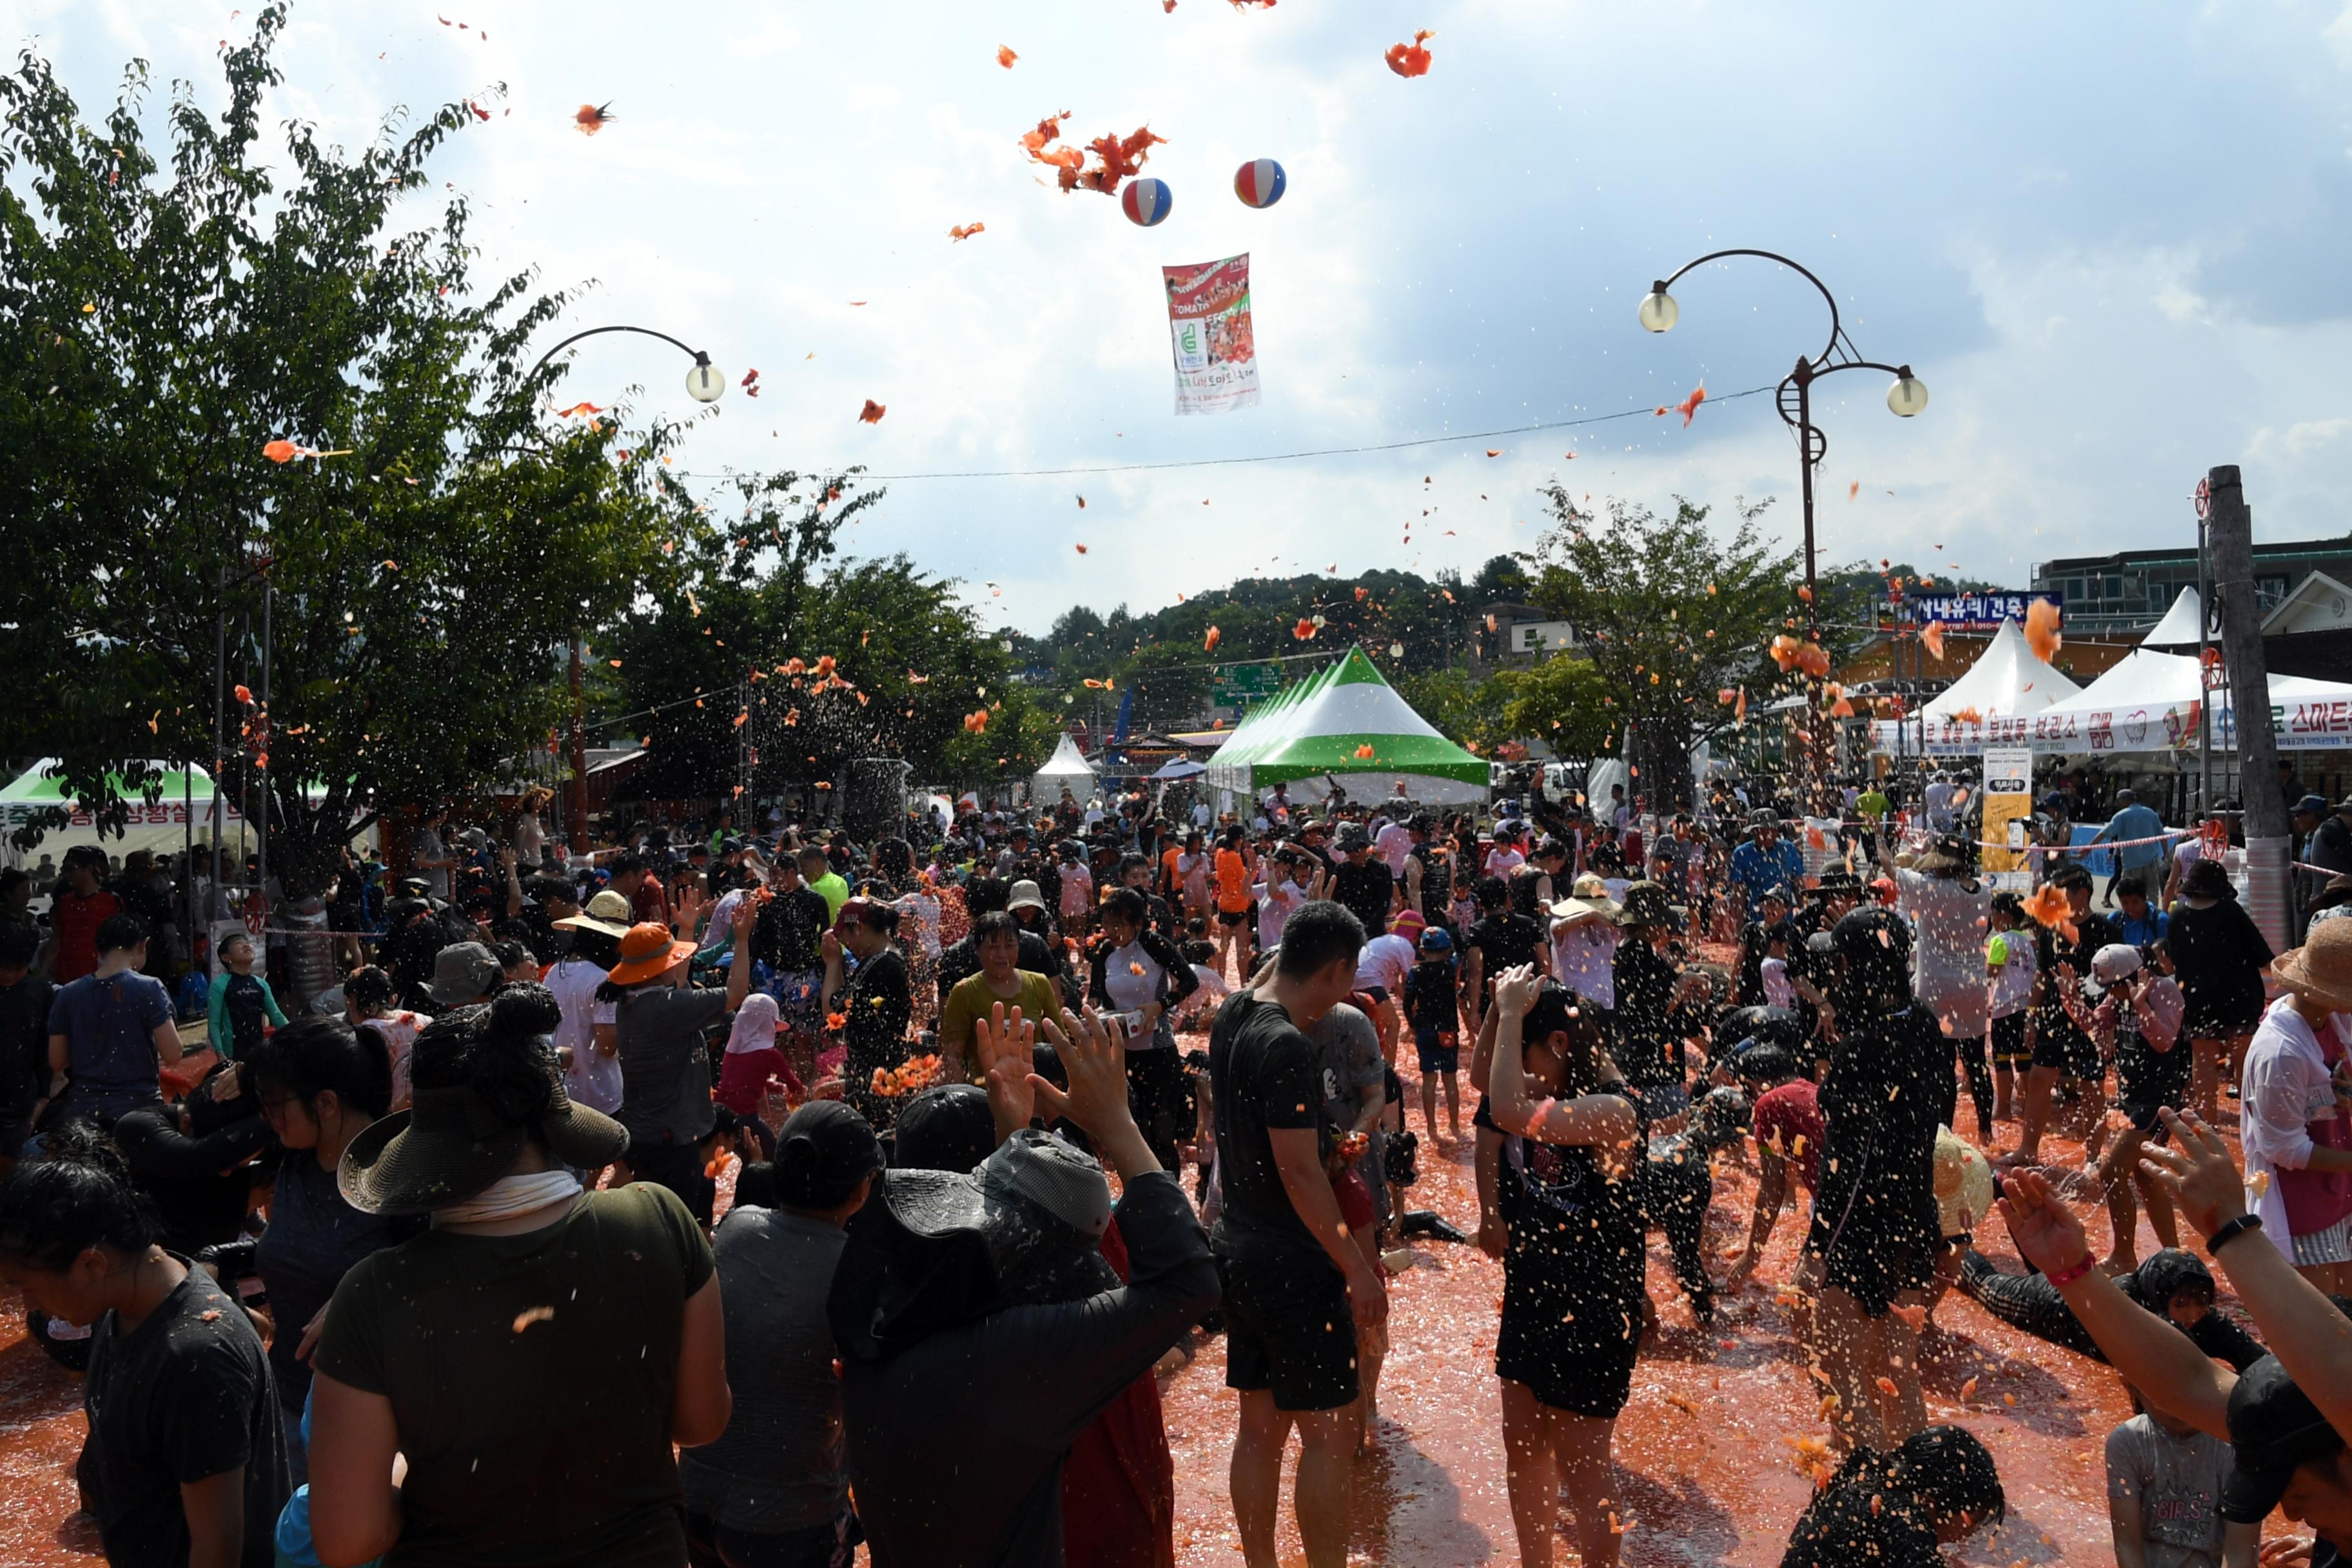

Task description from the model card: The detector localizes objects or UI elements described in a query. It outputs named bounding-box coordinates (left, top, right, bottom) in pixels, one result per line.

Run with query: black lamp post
left=527, top=323, right=727, bottom=403
left=1640, top=251, right=1926, bottom=787
left=1638, top=251, right=1927, bottom=647
left=526, top=324, right=727, bottom=845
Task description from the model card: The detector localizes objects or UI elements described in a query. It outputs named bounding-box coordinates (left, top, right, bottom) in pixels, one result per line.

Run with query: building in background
left=2032, top=531, right=2352, bottom=636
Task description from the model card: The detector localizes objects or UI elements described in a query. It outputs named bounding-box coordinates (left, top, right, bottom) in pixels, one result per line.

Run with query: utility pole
left=568, top=636, right=589, bottom=848
left=2207, top=465, right=2291, bottom=952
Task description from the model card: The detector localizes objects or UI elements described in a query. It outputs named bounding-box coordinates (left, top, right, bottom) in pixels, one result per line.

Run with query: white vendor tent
left=0, top=760, right=257, bottom=864
left=1871, top=618, right=2082, bottom=756
left=1974, top=623, right=2352, bottom=754
left=1029, top=732, right=1099, bottom=801
left=1203, top=646, right=1490, bottom=805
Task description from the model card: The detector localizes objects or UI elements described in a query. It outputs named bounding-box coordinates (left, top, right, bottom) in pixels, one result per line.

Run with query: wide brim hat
left=1616, top=879, right=1684, bottom=929
left=553, top=888, right=634, bottom=939
left=1811, top=868, right=1865, bottom=896
left=1548, top=895, right=1622, bottom=927
left=1005, top=879, right=1050, bottom=914
left=2271, top=919, right=2352, bottom=1012
left=829, top=1130, right=1117, bottom=1364
left=1907, top=834, right=1973, bottom=876
left=1718, top=1004, right=1805, bottom=1050
left=602, top=921, right=698, bottom=986
left=338, top=1070, right=628, bottom=1216
left=2179, top=856, right=2236, bottom=899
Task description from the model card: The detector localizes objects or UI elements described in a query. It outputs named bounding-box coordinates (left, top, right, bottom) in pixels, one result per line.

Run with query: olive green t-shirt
left=937, top=969, right=1063, bottom=1058
left=313, top=1182, right=714, bottom=1568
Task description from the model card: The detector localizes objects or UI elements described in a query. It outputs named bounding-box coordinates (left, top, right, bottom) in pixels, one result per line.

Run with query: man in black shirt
left=1326, top=827, right=1395, bottom=941
left=1461, top=874, right=1547, bottom=1037
left=0, top=924, right=52, bottom=1161
left=752, top=853, right=833, bottom=1068
left=1208, top=901, right=1384, bottom=1568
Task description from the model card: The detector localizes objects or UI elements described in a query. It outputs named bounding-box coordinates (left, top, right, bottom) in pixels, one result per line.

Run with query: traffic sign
left=1211, top=663, right=1282, bottom=707
left=2193, top=476, right=2211, bottom=519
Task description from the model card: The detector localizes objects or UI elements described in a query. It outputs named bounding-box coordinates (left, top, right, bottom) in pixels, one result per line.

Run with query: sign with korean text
left=1164, top=253, right=1261, bottom=416
left=1903, top=592, right=2063, bottom=630
left=1980, top=747, right=2034, bottom=890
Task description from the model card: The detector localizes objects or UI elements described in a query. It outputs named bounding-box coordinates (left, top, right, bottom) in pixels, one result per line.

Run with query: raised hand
left=1036, top=1008, right=1142, bottom=1146
left=974, top=1001, right=1037, bottom=1140
left=1997, top=1168, right=2091, bottom=1280
left=1492, top=963, right=1540, bottom=1020
left=2139, top=1108, right=2249, bottom=1240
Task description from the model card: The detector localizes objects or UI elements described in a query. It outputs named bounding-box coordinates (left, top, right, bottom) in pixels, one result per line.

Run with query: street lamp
left=1642, top=250, right=1925, bottom=789
left=522, top=322, right=725, bottom=847
left=527, top=322, right=726, bottom=406
left=1638, top=250, right=1924, bottom=634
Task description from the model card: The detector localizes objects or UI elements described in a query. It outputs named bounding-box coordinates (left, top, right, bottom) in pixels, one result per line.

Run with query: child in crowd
left=1984, top=892, right=2036, bottom=1123
left=715, top=993, right=803, bottom=1161
left=208, top=930, right=285, bottom=1061
left=1404, top=926, right=1462, bottom=1139
left=1759, top=928, right=1796, bottom=1011
left=2104, top=1398, right=2241, bottom=1568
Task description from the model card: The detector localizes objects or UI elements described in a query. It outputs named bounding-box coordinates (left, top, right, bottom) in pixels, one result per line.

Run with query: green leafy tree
left=1521, top=492, right=1803, bottom=808
left=1394, top=667, right=1513, bottom=757
left=1494, top=654, right=1616, bottom=760
left=0, top=9, right=741, bottom=890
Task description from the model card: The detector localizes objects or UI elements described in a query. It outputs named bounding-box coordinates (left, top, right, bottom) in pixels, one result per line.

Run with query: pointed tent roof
left=1921, top=618, right=2082, bottom=721
left=2139, top=586, right=2206, bottom=651
left=1219, top=647, right=1490, bottom=801
left=1031, top=732, right=1097, bottom=781
left=1203, top=662, right=1329, bottom=792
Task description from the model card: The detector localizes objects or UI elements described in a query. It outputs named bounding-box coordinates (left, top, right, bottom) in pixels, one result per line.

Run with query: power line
left=672, top=384, right=1778, bottom=483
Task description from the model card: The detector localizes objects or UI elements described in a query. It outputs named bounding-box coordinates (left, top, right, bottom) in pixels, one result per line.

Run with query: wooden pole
left=2207, top=465, right=2291, bottom=952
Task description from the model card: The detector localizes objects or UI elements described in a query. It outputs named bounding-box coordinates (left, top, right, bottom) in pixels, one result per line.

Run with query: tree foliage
left=1521, top=491, right=1803, bottom=807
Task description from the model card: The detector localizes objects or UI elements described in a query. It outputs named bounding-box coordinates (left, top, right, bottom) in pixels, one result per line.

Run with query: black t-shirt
left=754, top=886, right=832, bottom=973
left=0, top=971, right=55, bottom=1121
left=1408, top=843, right=1453, bottom=917
left=84, top=1260, right=289, bottom=1568
left=843, top=948, right=912, bottom=1077
left=1207, top=993, right=1325, bottom=1262
left=2034, top=910, right=2115, bottom=1049
left=1328, top=859, right=1395, bottom=938
left=1466, top=912, right=1545, bottom=1004
left=1611, top=938, right=1685, bottom=1087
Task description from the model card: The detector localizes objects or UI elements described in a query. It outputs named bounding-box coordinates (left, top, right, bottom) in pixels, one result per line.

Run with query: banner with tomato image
left=1164, top=253, right=1260, bottom=416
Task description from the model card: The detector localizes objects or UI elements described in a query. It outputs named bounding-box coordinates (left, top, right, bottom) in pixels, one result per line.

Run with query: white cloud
left=21, top=0, right=2352, bottom=624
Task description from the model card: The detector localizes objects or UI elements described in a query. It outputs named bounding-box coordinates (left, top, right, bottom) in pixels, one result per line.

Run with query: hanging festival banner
left=1163, top=253, right=1260, bottom=415
left=1980, top=745, right=2034, bottom=890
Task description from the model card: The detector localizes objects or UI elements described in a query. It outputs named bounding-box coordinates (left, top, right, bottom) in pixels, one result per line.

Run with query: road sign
left=2194, top=476, right=2211, bottom=519
left=1211, top=663, right=1282, bottom=707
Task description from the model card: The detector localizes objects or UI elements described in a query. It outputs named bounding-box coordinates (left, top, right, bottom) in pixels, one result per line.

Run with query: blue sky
left=21, top=1, right=2352, bottom=636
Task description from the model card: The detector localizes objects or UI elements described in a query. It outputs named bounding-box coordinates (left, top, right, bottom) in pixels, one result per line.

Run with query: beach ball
left=1122, top=177, right=1173, bottom=227
left=1233, top=158, right=1286, bottom=209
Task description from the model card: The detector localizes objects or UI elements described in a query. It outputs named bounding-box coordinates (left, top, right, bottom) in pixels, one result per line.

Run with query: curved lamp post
left=525, top=323, right=725, bottom=845
left=1641, top=251, right=1923, bottom=784
left=527, top=322, right=725, bottom=404
left=1638, top=250, right=1924, bottom=643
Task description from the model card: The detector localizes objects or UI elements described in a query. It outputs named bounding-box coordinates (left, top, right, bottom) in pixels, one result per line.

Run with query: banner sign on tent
left=1981, top=747, right=2034, bottom=890
left=1164, top=253, right=1260, bottom=416
left=1903, top=592, right=2061, bottom=629
left=0, top=798, right=242, bottom=832
left=1876, top=696, right=2352, bottom=757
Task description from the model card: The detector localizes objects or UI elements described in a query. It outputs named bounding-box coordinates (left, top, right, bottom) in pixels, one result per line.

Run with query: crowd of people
left=0, top=761, right=2347, bottom=1568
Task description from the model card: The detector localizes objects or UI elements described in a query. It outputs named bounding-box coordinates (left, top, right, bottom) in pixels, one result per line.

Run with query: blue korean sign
left=1902, top=591, right=2061, bottom=629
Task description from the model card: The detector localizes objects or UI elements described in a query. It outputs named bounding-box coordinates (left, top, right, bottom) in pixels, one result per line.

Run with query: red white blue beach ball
left=1121, top=177, right=1173, bottom=227
left=1233, top=158, right=1286, bottom=209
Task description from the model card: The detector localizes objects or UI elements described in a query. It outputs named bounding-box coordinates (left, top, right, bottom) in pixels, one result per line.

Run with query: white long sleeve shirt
left=2239, top=996, right=2352, bottom=1258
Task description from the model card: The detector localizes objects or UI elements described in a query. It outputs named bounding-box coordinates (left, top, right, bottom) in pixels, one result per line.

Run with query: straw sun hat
left=2272, top=918, right=2352, bottom=1014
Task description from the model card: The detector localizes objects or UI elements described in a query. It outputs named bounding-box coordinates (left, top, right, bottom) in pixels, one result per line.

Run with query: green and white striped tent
left=1204, top=646, right=1490, bottom=805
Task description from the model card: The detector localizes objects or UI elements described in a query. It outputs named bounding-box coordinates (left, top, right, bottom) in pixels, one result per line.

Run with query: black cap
left=2219, top=1355, right=2346, bottom=1524
left=770, top=1100, right=883, bottom=1210
left=891, top=1083, right=997, bottom=1175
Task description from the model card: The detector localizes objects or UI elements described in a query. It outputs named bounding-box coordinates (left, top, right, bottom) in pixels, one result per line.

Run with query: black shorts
left=1218, top=908, right=1248, bottom=927
left=1217, top=1247, right=1359, bottom=1412
left=1989, top=1012, right=2030, bottom=1071
left=2031, top=1024, right=2102, bottom=1081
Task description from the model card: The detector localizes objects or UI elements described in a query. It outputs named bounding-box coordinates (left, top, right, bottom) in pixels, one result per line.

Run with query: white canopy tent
left=1028, top=732, right=1099, bottom=803
left=1870, top=618, right=2084, bottom=756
